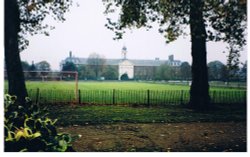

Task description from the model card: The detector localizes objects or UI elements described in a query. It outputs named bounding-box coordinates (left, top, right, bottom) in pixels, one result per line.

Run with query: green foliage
left=28, top=62, right=37, bottom=77
left=120, top=73, right=129, bottom=80
left=180, top=62, right=191, bottom=80
left=87, top=53, right=106, bottom=79
left=103, top=0, right=247, bottom=69
left=48, top=104, right=246, bottom=126
left=21, top=61, right=30, bottom=71
left=155, top=64, right=175, bottom=80
left=208, top=60, right=227, bottom=81
left=36, top=61, right=51, bottom=71
left=78, top=64, right=117, bottom=80
left=239, top=61, right=247, bottom=81
left=62, top=61, right=77, bottom=72
left=78, top=65, right=88, bottom=80
left=18, top=0, right=73, bottom=51
left=104, top=0, right=246, bottom=45
left=227, top=48, right=241, bottom=81
left=102, top=65, right=118, bottom=80
left=4, top=94, right=73, bottom=152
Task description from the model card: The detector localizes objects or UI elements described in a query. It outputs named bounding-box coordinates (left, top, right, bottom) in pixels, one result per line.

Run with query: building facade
left=60, top=46, right=182, bottom=80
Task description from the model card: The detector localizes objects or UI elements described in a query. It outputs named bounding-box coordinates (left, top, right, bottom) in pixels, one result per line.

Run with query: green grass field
left=48, top=104, right=246, bottom=126
left=5, top=81, right=246, bottom=91
left=24, top=81, right=191, bottom=90
left=4, top=81, right=246, bottom=105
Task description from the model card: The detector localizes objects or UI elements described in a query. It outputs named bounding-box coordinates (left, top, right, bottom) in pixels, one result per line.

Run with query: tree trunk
left=189, top=0, right=210, bottom=110
left=5, top=0, right=28, bottom=103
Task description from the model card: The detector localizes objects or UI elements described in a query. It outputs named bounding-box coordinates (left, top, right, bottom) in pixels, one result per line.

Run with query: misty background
left=20, top=0, right=247, bottom=70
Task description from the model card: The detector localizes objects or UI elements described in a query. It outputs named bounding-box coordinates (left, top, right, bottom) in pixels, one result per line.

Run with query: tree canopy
left=62, top=61, right=77, bottom=72
left=18, top=0, right=73, bottom=51
left=103, top=0, right=246, bottom=68
left=180, top=62, right=191, bottom=80
left=21, top=61, right=30, bottom=71
left=36, top=61, right=51, bottom=71
left=87, top=53, right=106, bottom=79
left=5, top=0, right=72, bottom=102
left=103, top=0, right=246, bottom=47
left=103, top=0, right=247, bottom=110
left=207, top=60, right=226, bottom=81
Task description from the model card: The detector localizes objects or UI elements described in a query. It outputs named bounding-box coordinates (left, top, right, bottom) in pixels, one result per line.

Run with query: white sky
left=20, top=0, right=247, bottom=70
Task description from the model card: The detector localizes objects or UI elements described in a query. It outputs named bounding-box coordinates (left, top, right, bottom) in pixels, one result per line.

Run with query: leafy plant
left=4, top=94, right=74, bottom=152
left=120, top=73, right=129, bottom=80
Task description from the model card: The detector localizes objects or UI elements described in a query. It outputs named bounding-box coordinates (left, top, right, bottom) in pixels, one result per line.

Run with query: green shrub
left=120, top=73, right=129, bottom=80
left=4, top=94, right=74, bottom=152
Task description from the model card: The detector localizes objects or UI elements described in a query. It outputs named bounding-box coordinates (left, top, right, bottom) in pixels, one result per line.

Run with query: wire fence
left=4, top=89, right=246, bottom=105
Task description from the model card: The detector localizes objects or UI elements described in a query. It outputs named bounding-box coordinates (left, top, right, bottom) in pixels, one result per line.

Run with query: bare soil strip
left=59, top=122, right=246, bottom=152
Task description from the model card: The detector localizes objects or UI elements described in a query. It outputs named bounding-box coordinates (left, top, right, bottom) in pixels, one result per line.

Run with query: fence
left=143, top=81, right=247, bottom=89
left=4, top=89, right=246, bottom=105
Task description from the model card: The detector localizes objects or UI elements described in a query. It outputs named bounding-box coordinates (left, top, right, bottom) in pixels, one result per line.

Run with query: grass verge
left=47, top=104, right=246, bottom=126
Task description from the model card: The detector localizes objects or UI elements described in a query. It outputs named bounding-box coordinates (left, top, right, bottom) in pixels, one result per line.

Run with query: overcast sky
left=20, top=0, right=247, bottom=70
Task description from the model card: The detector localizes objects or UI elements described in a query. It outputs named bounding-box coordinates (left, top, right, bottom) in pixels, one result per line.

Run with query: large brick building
left=60, top=46, right=182, bottom=80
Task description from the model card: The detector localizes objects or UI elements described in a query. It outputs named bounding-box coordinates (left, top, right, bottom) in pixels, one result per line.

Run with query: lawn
left=23, top=81, right=191, bottom=90
left=4, top=80, right=246, bottom=152
left=4, top=81, right=246, bottom=105
left=48, top=103, right=246, bottom=151
left=48, top=104, right=246, bottom=126
left=5, top=81, right=246, bottom=91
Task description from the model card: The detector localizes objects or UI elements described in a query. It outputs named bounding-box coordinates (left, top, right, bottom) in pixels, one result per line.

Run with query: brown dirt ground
left=59, top=122, right=247, bottom=152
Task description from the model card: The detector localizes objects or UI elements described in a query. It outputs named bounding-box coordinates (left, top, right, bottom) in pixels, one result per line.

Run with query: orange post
left=75, top=71, right=79, bottom=104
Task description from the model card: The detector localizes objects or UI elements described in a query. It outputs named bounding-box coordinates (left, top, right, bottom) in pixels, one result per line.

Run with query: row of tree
left=62, top=61, right=118, bottom=80
left=61, top=53, right=118, bottom=80
left=21, top=61, right=51, bottom=72
left=153, top=60, right=247, bottom=81
left=61, top=56, right=247, bottom=81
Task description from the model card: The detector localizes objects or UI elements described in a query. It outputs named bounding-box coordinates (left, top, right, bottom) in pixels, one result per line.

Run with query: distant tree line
left=154, top=60, right=246, bottom=82
left=20, top=58, right=246, bottom=82
left=208, top=60, right=247, bottom=82
left=62, top=53, right=118, bottom=80
left=61, top=53, right=247, bottom=82
left=20, top=60, right=51, bottom=78
left=154, top=62, right=192, bottom=81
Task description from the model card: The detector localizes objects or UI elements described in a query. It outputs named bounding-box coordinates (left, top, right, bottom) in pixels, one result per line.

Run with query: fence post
left=244, top=91, right=247, bottom=104
left=180, top=90, right=183, bottom=105
left=212, top=90, right=216, bottom=104
left=35, top=88, right=40, bottom=104
left=147, top=89, right=150, bottom=106
left=113, top=89, right=115, bottom=105
left=78, top=89, right=81, bottom=104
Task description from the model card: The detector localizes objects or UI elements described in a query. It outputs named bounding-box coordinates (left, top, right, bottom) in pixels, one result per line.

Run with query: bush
left=120, top=73, right=129, bottom=80
left=4, top=94, right=74, bottom=152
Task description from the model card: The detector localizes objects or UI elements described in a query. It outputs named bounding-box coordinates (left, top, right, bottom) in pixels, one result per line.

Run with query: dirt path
left=59, top=122, right=246, bottom=152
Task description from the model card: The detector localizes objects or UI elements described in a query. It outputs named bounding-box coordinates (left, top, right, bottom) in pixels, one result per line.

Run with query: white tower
left=121, top=46, right=127, bottom=60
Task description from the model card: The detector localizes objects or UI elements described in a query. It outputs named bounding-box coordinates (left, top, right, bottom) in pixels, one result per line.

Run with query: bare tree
left=87, top=53, right=106, bottom=80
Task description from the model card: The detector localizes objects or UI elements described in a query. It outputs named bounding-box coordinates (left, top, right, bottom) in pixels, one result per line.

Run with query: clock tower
left=121, top=46, right=127, bottom=60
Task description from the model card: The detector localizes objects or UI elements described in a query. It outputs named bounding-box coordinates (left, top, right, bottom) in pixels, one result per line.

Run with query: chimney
left=69, top=51, right=72, bottom=58
left=168, top=55, right=174, bottom=62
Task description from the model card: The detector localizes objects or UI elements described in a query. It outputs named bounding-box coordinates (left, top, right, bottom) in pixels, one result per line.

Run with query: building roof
left=128, top=59, right=166, bottom=66
left=61, top=57, right=181, bottom=67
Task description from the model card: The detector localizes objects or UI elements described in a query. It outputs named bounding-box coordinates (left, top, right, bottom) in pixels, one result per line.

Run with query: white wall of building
left=118, top=60, right=134, bottom=80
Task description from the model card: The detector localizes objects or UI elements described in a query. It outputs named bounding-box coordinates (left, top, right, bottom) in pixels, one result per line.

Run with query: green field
left=5, top=81, right=246, bottom=91
left=25, top=81, right=191, bottom=90
left=4, top=81, right=246, bottom=105
left=48, top=104, right=246, bottom=126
